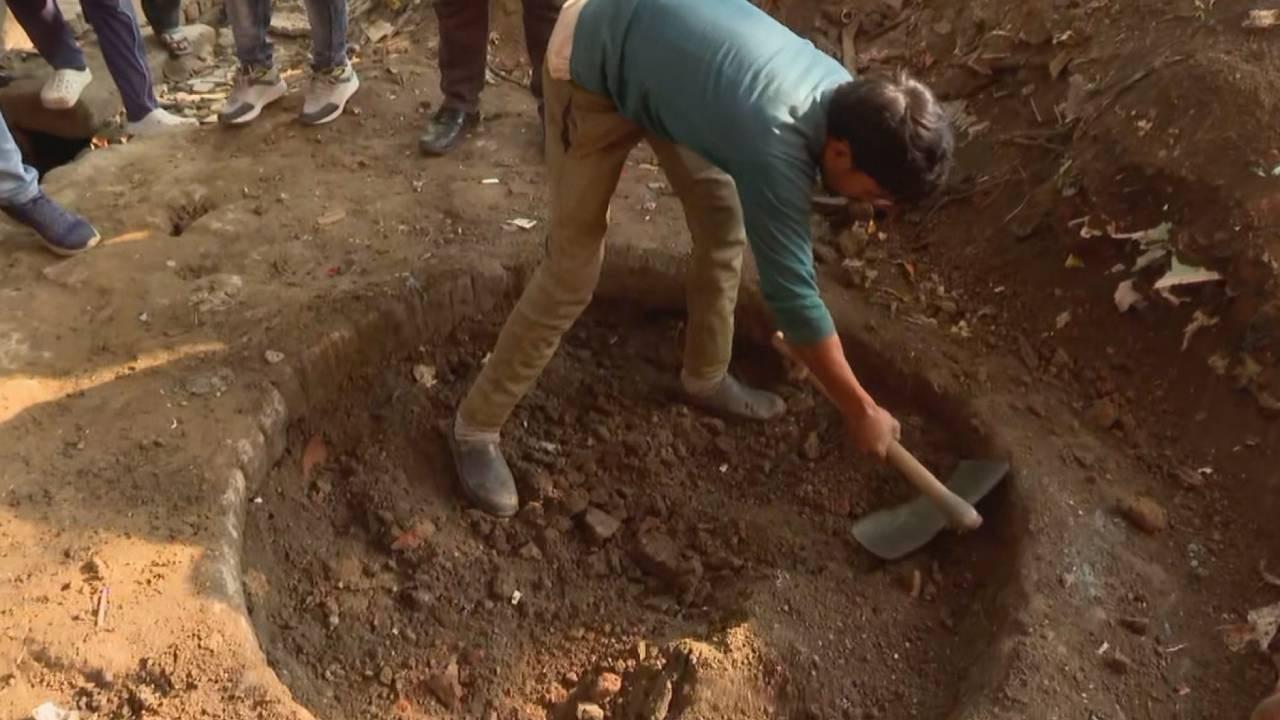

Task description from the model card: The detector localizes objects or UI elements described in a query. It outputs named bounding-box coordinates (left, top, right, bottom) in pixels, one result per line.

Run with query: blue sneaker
left=3, top=191, right=101, bottom=256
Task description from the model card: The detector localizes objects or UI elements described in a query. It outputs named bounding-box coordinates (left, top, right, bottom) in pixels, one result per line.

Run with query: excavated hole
left=244, top=301, right=1025, bottom=720
left=169, top=194, right=216, bottom=237
left=9, top=127, right=91, bottom=176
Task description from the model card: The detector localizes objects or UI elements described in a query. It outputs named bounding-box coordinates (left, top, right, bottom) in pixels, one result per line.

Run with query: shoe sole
left=44, top=230, right=101, bottom=257
left=298, top=75, right=360, bottom=126
left=219, top=82, right=288, bottom=127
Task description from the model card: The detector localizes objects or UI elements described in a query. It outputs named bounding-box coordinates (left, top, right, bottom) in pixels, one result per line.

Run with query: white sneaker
left=125, top=108, right=199, bottom=136
left=40, top=68, right=93, bottom=110
left=219, top=65, right=287, bottom=126
left=299, top=63, right=359, bottom=126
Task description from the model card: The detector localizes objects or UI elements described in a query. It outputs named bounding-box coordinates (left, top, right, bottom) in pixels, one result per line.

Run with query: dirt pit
left=244, top=303, right=1023, bottom=720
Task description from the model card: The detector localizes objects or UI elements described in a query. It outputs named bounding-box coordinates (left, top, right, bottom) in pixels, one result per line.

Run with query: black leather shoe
left=419, top=107, right=479, bottom=156
left=447, top=424, right=519, bottom=517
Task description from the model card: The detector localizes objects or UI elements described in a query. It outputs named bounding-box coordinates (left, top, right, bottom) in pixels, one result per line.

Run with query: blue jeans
left=6, top=0, right=160, bottom=122
left=0, top=113, right=40, bottom=206
left=224, top=0, right=348, bottom=70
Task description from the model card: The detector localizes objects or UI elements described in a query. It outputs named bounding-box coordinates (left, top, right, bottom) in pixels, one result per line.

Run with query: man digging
left=448, top=0, right=955, bottom=516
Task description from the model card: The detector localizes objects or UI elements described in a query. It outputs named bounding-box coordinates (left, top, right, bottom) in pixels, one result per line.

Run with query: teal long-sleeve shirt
left=570, top=0, right=851, bottom=344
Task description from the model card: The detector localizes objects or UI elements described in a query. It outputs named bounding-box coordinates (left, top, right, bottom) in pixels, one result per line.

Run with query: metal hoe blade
left=852, top=459, right=1010, bottom=561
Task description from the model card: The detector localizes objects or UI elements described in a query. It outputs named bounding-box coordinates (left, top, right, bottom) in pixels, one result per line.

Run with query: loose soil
left=244, top=304, right=1017, bottom=720
left=3, top=0, right=1280, bottom=719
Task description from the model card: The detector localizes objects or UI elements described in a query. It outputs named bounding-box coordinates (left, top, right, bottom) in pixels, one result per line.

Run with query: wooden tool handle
left=885, top=441, right=982, bottom=531
left=772, top=332, right=983, bottom=531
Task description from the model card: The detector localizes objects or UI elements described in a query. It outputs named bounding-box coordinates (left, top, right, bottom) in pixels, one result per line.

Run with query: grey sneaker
left=300, top=63, right=359, bottom=126
left=686, top=374, right=786, bottom=421
left=447, top=422, right=518, bottom=518
left=218, top=65, right=287, bottom=126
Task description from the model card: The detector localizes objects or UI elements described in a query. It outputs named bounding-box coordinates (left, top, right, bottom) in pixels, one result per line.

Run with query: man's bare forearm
left=788, top=333, right=878, bottom=420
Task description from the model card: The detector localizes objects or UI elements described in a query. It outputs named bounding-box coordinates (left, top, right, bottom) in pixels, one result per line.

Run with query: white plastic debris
left=31, top=702, right=80, bottom=720
left=510, top=590, right=523, bottom=605
left=1055, top=311, right=1072, bottom=330
left=1132, top=246, right=1169, bottom=272
left=412, top=364, right=437, bottom=388
left=1109, top=221, right=1172, bottom=246
left=1243, top=8, right=1280, bottom=29
left=1181, top=310, right=1219, bottom=351
left=264, top=350, right=285, bottom=364
left=1154, top=257, right=1223, bottom=290
left=503, top=218, right=538, bottom=231
left=1114, top=279, right=1144, bottom=312
left=480, top=178, right=501, bottom=185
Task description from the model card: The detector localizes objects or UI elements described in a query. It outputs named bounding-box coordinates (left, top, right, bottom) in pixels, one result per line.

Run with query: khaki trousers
left=458, top=69, right=748, bottom=433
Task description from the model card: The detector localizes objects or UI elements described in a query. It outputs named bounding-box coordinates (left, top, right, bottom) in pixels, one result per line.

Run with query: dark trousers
left=6, top=0, right=158, bottom=121
left=434, top=0, right=561, bottom=113
left=140, top=0, right=182, bottom=34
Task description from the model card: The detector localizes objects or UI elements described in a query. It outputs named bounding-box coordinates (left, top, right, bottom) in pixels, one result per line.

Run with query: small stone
left=562, top=671, right=580, bottom=687
left=801, top=431, right=821, bottom=460
left=413, top=364, right=438, bottom=388
left=379, top=665, right=394, bottom=686
left=217, top=28, right=234, bottom=48
left=576, top=703, right=605, bottom=720
left=183, top=367, right=235, bottom=396
left=269, top=10, right=310, bottom=36
left=835, top=226, right=869, bottom=259
left=1087, top=397, right=1120, bottom=430
left=81, top=555, right=108, bottom=580
left=1102, top=649, right=1132, bottom=675
left=587, top=672, right=623, bottom=703
left=427, top=660, right=464, bottom=709
left=1117, top=495, right=1168, bottom=534
left=264, top=349, right=285, bottom=364
left=1117, top=616, right=1150, bottom=636
left=390, top=519, right=437, bottom=551
left=564, top=489, right=590, bottom=516
left=633, top=531, right=687, bottom=585
left=490, top=570, right=518, bottom=601
left=582, top=507, right=622, bottom=543
left=518, top=542, right=544, bottom=560
left=405, top=589, right=434, bottom=610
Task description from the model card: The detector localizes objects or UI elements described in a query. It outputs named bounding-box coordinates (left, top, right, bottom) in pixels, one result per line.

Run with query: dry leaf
left=302, top=434, right=328, bottom=480
left=1262, top=561, right=1280, bottom=588
left=1222, top=602, right=1280, bottom=653
left=317, top=209, right=347, bottom=226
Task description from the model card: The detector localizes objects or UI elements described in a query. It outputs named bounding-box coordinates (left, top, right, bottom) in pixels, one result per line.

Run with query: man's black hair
left=827, top=71, right=954, bottom=204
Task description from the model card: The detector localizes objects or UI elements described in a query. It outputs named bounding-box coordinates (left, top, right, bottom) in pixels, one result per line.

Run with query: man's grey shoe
left=219, top=65, right=287, bottom=126
left=300, top=62, right=359, bottom=126
left=447, top=425, right=519, bottom=517
left=687, top=374, right=786, bottom=421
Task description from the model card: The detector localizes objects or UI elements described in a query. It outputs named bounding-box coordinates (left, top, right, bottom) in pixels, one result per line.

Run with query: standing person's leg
left=79, top=0, right=195, bottom=132
left=298, top=0, right=358, bottom=126
left=521, top=0, right=560, bottom=115
left=218, top=0, right=287, bottom=125
left=78, top=0, right=153, bottom=121
left=451, top=71, right=643, bottom=516
left=6, top=0, right=95, bottom=109
left=418, top=0, right=486, bottom=155
left=141, top=0, right=191, bottom=57
left=647, top=140, right=785, bottom=420
left=0, top=113, right=99, bottom=255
